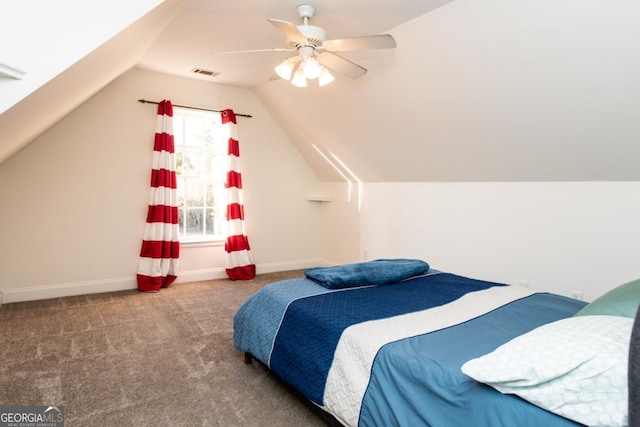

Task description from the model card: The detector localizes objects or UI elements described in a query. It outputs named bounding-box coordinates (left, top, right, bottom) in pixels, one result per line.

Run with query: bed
left=233, top=259, right=636, bottom=427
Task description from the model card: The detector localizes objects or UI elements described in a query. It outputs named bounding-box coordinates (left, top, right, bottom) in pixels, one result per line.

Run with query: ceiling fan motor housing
left=295, top=25, right=326, bottom=47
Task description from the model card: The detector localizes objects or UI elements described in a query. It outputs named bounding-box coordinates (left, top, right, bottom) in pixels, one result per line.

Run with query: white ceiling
left=0, top=0, right=164, bottom=115
left=135, top=0, right=640, bottom=182
left=136, top=0, right=453, bottom=89
left=0, top=0, right=182, bottom=165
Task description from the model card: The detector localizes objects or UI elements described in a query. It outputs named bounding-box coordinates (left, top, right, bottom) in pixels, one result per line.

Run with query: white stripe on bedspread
left=322, top=285, right=536, bottom=427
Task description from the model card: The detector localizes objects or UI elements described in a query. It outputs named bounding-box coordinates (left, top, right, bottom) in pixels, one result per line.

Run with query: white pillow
left=461, top=315, right=632, bottom=427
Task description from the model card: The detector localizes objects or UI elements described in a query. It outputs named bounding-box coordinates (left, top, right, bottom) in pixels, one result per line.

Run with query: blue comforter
left=233, top=272, right=587, bottom=427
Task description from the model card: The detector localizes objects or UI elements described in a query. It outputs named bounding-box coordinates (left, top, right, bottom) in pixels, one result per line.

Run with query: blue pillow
left=304, top=259, right=430, bottom=289
left=574, top=278, right=640, bottom=318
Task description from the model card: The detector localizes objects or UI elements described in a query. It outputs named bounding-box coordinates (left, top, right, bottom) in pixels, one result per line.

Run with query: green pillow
left=574, top=278, right=640, bottom=318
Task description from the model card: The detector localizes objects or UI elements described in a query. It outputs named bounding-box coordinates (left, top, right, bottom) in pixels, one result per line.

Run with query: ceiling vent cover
left=191, top=68, right=220, bottom=77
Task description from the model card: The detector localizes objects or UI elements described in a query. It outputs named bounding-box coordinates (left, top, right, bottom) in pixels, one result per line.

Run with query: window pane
left=176, top=176, right=186, bottom=207
left=182, top=148, right=203, bottom=176
left=213, top=151, right=226, bottom=174
left=173, top=116, right=184, bottom=146
left=184, top=177, right=205, bottom=207
left=178, top=208, right=185, bottom=235
left=213, top=185, right=226, bottom=214
left=184, top=116, right=205, bottom=148
left=203, top=149, right=216, bottom=176
left=205, top=208, right=216, bottom=234
left=175, top=150, right=184, bottom=175
left=185, top=208, right=204, bottom=236
left=205, top=181, right=215, bottom=207
left=202, top=120, right=215, bottom=150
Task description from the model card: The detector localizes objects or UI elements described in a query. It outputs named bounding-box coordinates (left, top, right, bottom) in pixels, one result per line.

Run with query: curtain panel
left=222, top=109, right=256, bottom=281
left=137, top=100, right=180, bottom=292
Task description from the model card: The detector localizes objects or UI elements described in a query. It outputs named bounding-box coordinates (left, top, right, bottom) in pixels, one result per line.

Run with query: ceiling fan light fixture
left=318, top=67, right=335, bottom=87
left=275, top=57, right=296, bottom=80
left=302, top=57, right=322, bottom=79
left=256, top=4, right=396, bottom=87
left=291, top=68, right=307, bottom=87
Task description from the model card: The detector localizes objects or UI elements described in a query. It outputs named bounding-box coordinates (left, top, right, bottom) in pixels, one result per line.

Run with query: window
left=173, top=107, right=227, bottom=242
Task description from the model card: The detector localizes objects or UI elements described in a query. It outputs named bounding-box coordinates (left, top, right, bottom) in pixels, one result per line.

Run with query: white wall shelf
left=0, top=60, right=26, bottom=79
left=305, top=195, right=334, bottom=202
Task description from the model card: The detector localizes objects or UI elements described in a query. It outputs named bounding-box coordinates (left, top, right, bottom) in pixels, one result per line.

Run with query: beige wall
left=301, top=181, right=640, bottom=302
left=353, top=182, right=640, bottom=302
left=0, top=68, right=322, bottom=302
left=316, top=182, right=362, bottom=266
left=320, top=181, right=640, bottom=302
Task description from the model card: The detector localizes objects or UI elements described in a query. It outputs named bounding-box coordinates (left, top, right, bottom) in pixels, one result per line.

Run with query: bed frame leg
left=244, top=352, right=253, bottom=364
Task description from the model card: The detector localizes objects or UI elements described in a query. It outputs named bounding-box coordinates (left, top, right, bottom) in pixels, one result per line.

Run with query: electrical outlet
left=363, top=249, right=369, bottom=260
left=517, top=280, right=529, bottom=288
left=570, top=291, right=584, bottom=301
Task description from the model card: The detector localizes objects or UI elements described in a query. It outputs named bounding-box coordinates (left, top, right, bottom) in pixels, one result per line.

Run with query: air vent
left=191, top=68, right=220, bottom=77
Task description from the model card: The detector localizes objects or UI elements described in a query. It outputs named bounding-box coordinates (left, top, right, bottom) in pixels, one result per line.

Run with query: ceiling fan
left=214, top=4, right=397, bottom=87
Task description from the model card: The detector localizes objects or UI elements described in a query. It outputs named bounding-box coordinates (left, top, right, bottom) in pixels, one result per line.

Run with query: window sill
left=180, top=239, right=225, bottom=248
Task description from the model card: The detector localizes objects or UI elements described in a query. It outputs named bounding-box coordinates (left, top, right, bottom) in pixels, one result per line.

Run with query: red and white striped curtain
left=222, top=109, right=256, bottom=281
left=137, top=100, right=180, bottom=292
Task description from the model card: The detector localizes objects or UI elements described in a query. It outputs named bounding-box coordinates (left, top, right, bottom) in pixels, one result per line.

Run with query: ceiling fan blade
left=322, top=34, right=397, bottom=52
left=318, top=52, right=367, bottom=80
left=268, top=19, right=308, bottom=46
left=212, top=47, right=294, bottom=55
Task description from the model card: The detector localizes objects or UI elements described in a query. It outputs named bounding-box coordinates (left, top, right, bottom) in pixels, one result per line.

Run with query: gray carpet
left=0, top=270, right=329, bottom=426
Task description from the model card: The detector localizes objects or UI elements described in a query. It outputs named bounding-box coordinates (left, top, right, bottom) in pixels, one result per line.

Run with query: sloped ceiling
left=0, top=0, right=185, bottom=164
left=254, top=0, right=640, bottom=182
left=2, top=0, right=640, bottom=182
left=137, top=0, right=640, bottom=182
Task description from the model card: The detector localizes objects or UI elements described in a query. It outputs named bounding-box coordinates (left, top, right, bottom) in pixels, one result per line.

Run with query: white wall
left=0, top=0, right=165, bottom=114
left=318, top=181, right=640, bottom=302
left=0, top=68, right=322, bottom=302
left=346, top=182, right=640, bottom=302
left=315, top=182, right=362, bottom=266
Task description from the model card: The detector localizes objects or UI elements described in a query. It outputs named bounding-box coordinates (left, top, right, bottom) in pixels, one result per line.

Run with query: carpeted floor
left=0, top=270, right=329, bottom=426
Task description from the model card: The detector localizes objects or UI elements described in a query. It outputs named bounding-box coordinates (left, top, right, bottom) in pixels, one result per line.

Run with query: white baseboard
left=174, top=268, right=227, bottom=283
left=317, top=258, right=342, bottom=267
left=256, top=258, right=324, bottom=274
left=1, top=276, right=137, bottom=304
left=0, top=258, right=324, bottom=304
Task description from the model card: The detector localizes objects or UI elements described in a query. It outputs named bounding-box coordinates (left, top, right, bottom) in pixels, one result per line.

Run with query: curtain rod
left=137, top=99, right=252, bottom=118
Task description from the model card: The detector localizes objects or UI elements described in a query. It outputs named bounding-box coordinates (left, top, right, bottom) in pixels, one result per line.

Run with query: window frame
left=172, top=107, right=227, bottom=245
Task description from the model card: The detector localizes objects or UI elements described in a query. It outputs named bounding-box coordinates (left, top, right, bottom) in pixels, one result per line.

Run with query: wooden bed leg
left=244, top=352, right=253, bottom=364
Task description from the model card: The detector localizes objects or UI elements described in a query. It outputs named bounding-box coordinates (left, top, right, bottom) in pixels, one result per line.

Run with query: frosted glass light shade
left=291, top=69, right=307, bottom=87
left=319, top=67, right=335, bottom=87
left=303, top=57, right=322, bottom=79
left=275, top=58, right=295, bottom=80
